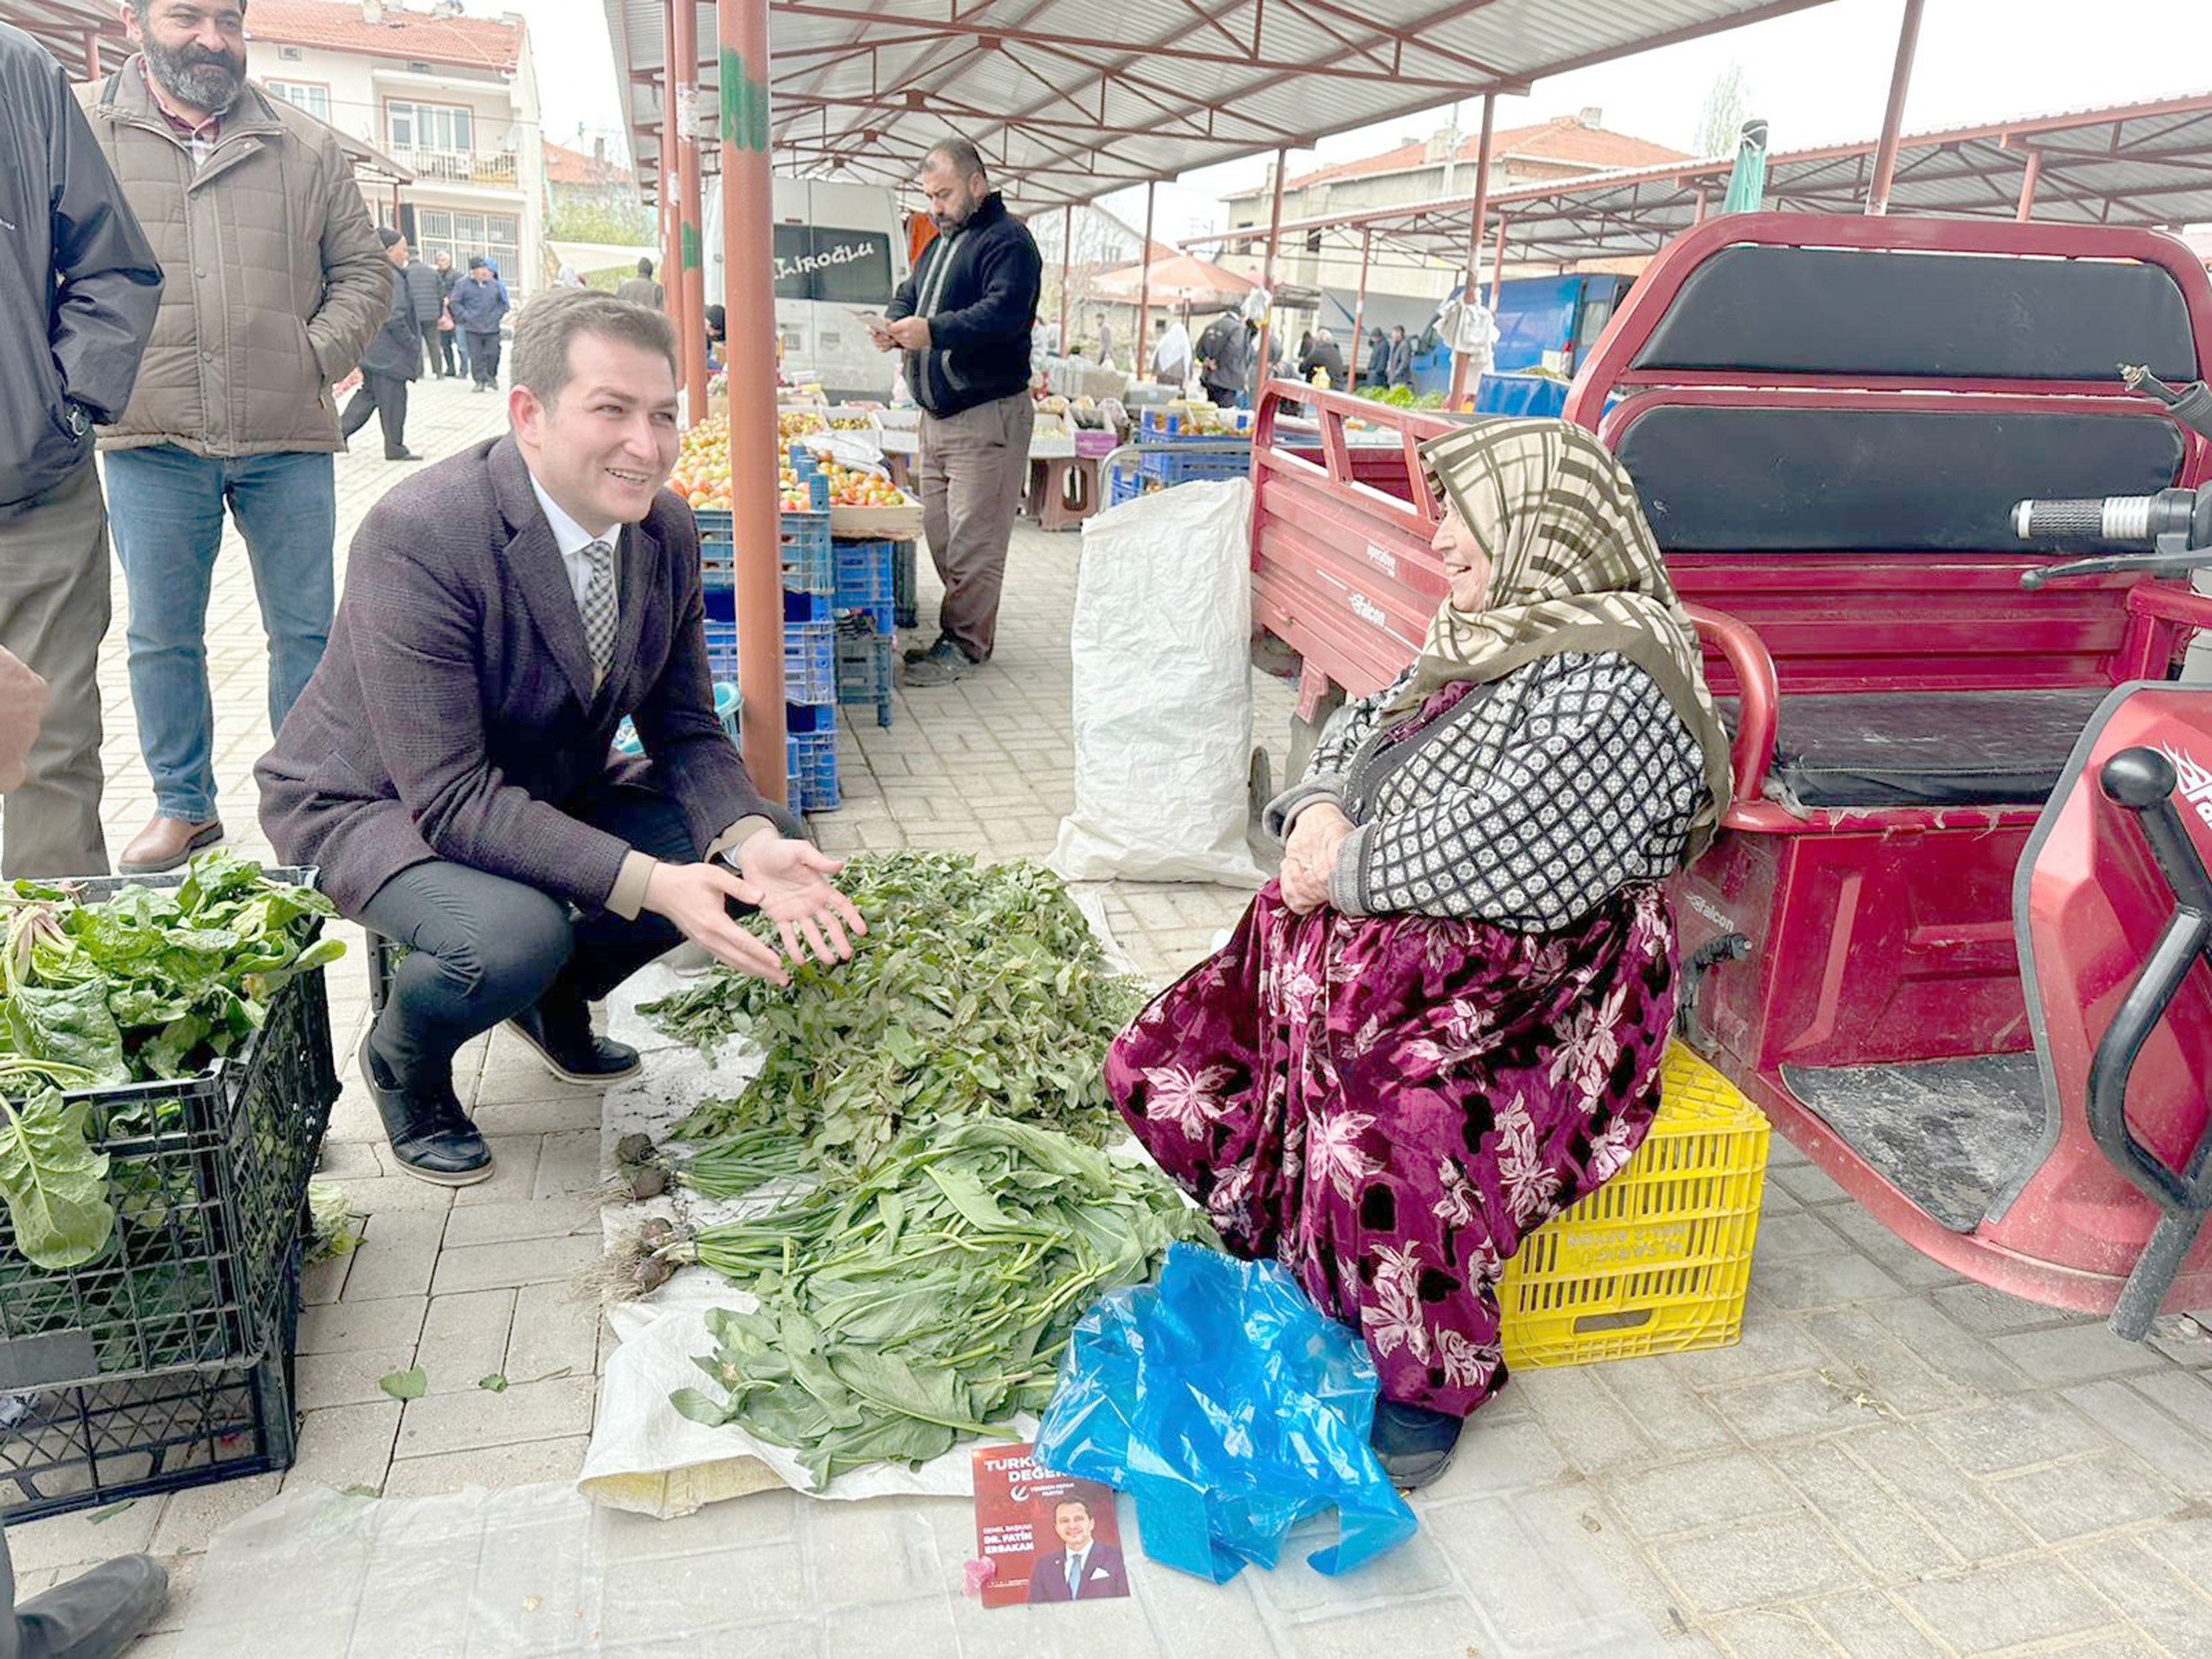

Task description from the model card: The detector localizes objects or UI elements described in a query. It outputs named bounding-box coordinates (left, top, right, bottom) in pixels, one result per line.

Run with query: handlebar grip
left=2012, top=495, right=2157, bottom=544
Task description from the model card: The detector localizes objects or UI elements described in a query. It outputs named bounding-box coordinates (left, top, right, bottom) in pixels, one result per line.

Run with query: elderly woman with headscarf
left=1105, top=419, right=1732, bottom=1488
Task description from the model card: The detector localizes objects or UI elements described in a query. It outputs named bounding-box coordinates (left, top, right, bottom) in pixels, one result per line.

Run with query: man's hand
left=737, top=830, right=867, bottom=968
left=641, top=860, right=791, bottom=984
left=865, top=319, right=897, bottom=354
left=1279, top=801, right=1355, bottom=916
left=885, top=316, right=931, bottom=351
left=0, top=647, right=50, bottom=795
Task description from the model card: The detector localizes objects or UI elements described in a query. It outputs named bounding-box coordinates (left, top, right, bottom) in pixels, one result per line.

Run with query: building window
left=277, top=44, right=303, bottom=61
left=265, top=81, right=330, bottom=119
left=411, top=209, right=524, bottom=302
left=388, top=100, right=474, bottom=156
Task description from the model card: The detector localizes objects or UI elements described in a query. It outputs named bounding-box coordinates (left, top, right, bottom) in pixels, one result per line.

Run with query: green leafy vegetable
left=641, top=853, right=1146, bottom=1181
left=0, top=1088, right=115, bottom=1270
left=478, top=1373, right=509, bottom=1393
left=380, top=1368, right=426, bottom=1401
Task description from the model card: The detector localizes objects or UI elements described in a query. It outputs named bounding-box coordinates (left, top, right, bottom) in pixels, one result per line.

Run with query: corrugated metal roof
left=0, top=0, right=128, bottom=73
left=603, top=0, right=1847, bottom=207
left=1205, top=92, right=2212, bottom=270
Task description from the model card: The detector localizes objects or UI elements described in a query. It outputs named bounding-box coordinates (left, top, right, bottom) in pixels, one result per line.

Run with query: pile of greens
left=641, top=852, right=1148, bottom=1179
left=1356, top=385, right=1449, bottom=410
left=0, top=851, right=340, bottom=1271
left=657, top=1115, right=1212, bottom=1486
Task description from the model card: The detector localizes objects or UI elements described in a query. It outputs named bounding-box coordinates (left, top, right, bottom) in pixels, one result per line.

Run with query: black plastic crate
left=892, top=537, right=918, bottom=632
left=0, top=871, right=339, bottom=1389
left=0, top=1248, right=300, bottom=1523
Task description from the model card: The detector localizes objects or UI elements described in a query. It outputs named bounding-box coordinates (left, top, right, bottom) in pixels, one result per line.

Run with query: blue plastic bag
left=1033, top=1241, right=1417, bottom=1583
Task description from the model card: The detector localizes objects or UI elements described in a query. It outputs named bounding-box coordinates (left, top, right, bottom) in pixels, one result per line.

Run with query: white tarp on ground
left=1050, top=478, right=1266, bottom=888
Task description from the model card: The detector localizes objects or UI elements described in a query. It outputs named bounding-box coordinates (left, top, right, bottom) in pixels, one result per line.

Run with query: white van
left=704, top=177, right=909, bottom=402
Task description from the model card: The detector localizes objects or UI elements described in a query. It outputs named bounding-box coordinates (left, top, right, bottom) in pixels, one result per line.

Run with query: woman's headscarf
left=1388, top=419, right=1735, bottom=856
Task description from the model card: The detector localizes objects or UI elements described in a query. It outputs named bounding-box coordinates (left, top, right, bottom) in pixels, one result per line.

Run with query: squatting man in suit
left=257, top=289, right=864, bottom=1187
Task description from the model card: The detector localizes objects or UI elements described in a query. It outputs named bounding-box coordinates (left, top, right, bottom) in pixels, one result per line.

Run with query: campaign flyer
left=971, top=1442, right=1130, bottom=1609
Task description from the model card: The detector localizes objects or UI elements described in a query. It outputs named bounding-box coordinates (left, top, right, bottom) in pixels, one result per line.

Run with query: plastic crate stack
left=0, top=869, right=341, bottom=1522
left=694, top=449, right=840, bottom=812
left=1109, top=411, right=1254, bottom=506
left=833, top=539, right=898, bottom=729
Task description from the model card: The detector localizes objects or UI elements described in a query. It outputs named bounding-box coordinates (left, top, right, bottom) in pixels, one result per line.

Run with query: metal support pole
left=1487, top=212, right=1509, bottom=310
left=1865, top=0, right=1926, bottom=216
left=1348, top=227, right=1372, bottom=391
left=1692, top=188, right=1709, bottom=225
left=1056, top=204, right=1072, bottom=356
left=84, top=30, right=101, bottom=77
left=1134, top=180, right=1155, bottom=379
left=718, top=0, right=787, bottom=803
left=657, top=6, right=684, bottom=379
left=1447, top=92, right=1496, bottom=411
left=1253, top=145, right=1288, bottom=405
left=671, top=0, right=710, bottom=421
left=2016, top=149, right=2044, bottom=220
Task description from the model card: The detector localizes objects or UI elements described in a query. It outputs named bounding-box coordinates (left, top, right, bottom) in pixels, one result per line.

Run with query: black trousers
left=341, top=371, right=410, bottom=457
left=357, top=780, right=699, bottom=1091
left=466, top=328, right=502, bottom=387
left=418, top=319, right=447, bottom=376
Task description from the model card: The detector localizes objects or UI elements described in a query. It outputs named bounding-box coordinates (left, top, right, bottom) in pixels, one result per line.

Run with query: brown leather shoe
left=118, top=815, right=224, bottom=875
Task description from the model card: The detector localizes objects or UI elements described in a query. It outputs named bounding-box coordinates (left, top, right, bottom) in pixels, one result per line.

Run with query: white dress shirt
left=527, top=473, right=620, bottom=609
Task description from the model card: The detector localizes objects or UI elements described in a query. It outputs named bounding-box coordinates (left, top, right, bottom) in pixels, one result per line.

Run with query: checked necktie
left=580, top=537, right=618, bottom=684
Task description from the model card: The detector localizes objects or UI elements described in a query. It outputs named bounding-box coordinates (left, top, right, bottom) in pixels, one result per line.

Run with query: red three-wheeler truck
left=1248, top=212, right=2212, bottom=1337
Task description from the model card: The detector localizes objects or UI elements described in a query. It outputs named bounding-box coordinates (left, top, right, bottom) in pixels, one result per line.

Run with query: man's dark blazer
left=1025, top=1542, right=1129, bottom=1603
left=257, top=433, right=777, bottom=918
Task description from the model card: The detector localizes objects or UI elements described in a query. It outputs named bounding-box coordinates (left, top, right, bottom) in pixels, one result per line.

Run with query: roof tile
left=246, top=0, right=522, bottom=73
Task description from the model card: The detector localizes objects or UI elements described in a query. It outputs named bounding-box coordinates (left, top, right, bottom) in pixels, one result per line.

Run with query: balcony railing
left=394, top=146, right=518, bottom=188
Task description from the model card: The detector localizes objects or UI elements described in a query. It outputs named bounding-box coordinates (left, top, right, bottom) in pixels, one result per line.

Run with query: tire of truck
left=1283, top=686, right=1347, bottom=786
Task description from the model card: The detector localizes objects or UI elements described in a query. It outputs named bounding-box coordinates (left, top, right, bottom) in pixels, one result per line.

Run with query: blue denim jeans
left=104, top=446, right=336, bottom=823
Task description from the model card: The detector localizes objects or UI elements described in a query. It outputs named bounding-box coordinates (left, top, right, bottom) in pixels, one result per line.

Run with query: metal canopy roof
left=1, top=0, right=129, bottom=74
left=1200, top=91, right=2212, bottom=274
left=603, top=0, right=1847, bottom=208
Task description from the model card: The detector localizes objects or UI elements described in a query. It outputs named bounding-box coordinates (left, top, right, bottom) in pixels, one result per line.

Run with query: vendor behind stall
left=1105, top=419, right=1732, bottom=1487
left=257, top=288, right=863, bottom=1187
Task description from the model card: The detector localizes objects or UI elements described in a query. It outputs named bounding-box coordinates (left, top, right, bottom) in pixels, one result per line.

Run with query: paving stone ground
left=19, top=374, right=2212, bottom=1656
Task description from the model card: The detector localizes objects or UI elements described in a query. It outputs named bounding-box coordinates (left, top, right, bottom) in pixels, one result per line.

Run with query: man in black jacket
left=0, top=19, right=162, bottom=879
left=403, top=244, right=448, bottom=377
left=340, top=227, right=424, bottom=462
left=872, top=136, right=1041, bottom=686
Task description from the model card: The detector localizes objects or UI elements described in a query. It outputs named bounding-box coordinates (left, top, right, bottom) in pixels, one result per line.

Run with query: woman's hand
left=737, top=830, right=868, bottom=969
left=1279, top=801, right=1354, bottom=914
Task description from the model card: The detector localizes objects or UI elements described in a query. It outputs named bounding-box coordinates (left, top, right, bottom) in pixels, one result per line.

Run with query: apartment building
left=243, top=0, right=546, bottom=298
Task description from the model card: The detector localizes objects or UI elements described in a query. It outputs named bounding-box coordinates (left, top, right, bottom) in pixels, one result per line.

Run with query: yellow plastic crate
left=1498, top=1044, right=1770, bottom=1370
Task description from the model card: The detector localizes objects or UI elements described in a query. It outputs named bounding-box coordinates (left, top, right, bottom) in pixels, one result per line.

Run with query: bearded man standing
left=870, top=136, right=1041, bottom=687
left=77, top=0, right=388, bottom=874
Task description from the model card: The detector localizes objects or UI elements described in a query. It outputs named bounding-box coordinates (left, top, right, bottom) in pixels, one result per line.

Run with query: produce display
left=0, top=853, right=339, bottom=1269
left=672, top=415, right=909, bottom=514
left=658, top=1116, right=1210, bottom=1486
left=625, top=851, right=1205, bottom=1486
left=640, top=852, right=1146, bottom=1179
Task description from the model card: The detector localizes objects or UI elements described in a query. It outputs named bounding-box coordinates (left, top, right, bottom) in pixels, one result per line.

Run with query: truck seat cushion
left=1717, top=687, right=2112, bottom=809
left=1617, top=406, right=2185, bottom=553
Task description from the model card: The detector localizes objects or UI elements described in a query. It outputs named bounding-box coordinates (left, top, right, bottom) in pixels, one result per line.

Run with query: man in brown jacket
left=258, top=291, right=863, bottom=1185
left=78, top=0, right=388, bottom=876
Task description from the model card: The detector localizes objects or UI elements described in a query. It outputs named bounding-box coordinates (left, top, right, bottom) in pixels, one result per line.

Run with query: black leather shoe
left=14, top=1554, right=167, bottom=1658
left=357, top=1031, right=493, bottom=1186
left=506, top=995, right=641, bottom=1084
left=384, top=449, right=424, bottom=462
left=902, top=631, right=949, bottom=664
left=1370, top=1397, right=1464, bottom=1490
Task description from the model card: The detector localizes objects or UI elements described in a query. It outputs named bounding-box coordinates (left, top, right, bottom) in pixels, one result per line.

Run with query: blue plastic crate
left=1109, top=467, right=1143, bottom=507
left=783, top=616, right=836, bottom=706
left=1138, top=445, right=1249, bottom=488
left=785, top=727, right=840, bottom=813
left=697, top=506, right=833, bottom=596
left=833, top=539, right=897, bottom=627
left=835, top=615, right=894, bottom=729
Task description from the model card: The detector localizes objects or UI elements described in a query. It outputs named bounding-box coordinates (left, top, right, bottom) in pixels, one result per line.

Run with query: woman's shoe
left=1370, top=1397, right=1464, bottom=1490
left=357, top=1031, right=494, bottom=1186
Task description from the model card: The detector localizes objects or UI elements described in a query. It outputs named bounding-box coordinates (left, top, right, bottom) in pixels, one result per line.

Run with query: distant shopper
left=1299, top=328, right=1347, bottom=387
left=449, top=257, right=511, bottom=391
left=1386, top=324, right=1414, bottom=390
left=1095, top=312, right=1115, bottom=370
left=1152, top=316, right=1191, bottom=387
left=79, top=0, right=389, bottom=876
left=1195, top=307, right=1247, bottom=407
left=618, top=256, right=664, bottom=310
left=871, top=135, right=1042, bottom=687
left=1363, top=328, right=1387, bottom=388
left=431, top=249, right=462, bottom=376
left=554, top=263, right=587, bottom=290
left=341, top=227, right=426, bottom=463
left=0, top=19, right=160, bottom=879
left=402, top=239, right=447, bottom=377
